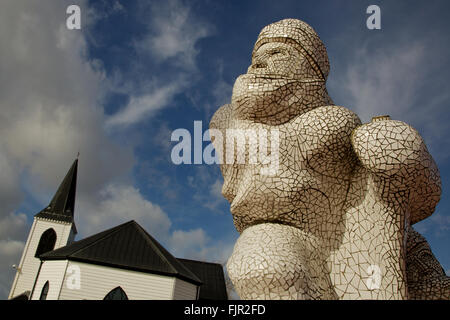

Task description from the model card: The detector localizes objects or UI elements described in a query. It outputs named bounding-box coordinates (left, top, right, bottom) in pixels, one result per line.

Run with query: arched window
left=39, top=281, right=49, bottom=300
left=103, top=286, right=128, bottom=300
left=35, top=228, right=57, bottom=257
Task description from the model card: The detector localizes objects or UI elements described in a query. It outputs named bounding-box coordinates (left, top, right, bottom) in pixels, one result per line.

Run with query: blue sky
left=0, top=0, right=449, bottom=299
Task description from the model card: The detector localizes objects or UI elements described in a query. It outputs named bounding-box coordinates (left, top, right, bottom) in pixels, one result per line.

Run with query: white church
left=8, top=159, right=227, bottom=300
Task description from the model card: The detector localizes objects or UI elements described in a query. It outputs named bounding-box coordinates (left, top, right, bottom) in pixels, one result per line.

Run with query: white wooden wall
left=55, top=260, right=198, bottom=300
left=31, top=260, right=68, bottom=300
left=8, top=218, right=74, bottom=299
left=172, top=278, right=198, bottom=300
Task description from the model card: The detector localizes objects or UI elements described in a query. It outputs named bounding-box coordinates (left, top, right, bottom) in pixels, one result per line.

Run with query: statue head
left=252, top=18, right=329, bottom=81
left=231, top=19, right=332, bottom=124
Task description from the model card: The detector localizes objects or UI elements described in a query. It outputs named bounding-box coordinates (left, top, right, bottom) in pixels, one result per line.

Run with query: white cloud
left=135, top=0, right=212, bottom=69
left=104, top=0, right=213, bottom=129
left=0, top=0, right=134, bottom=195
left=0, top=211, right=28, bottom=298
left=169, top=228, right=234, bottom=264
left=105, top=82, right=181, bottom=129
left=0, top=151, right=22, bottom=213
left=211, top=179, right=223, bottom=199
left=203, top=178, right=226, bottom=212
left=0, top=240, right=25, bottom=299
left=329, top=42, right=427, bottom=123
left=0, top=0, right=229, bottom=300
left=0, top=212, right=28, bottom=241
left=0, top=0, right=133, bottom=299
left=77, top=184, right=172, bottom=242
left=169, top=228, right=208, bottom=256
left=153, top=122, right=175, bottom=154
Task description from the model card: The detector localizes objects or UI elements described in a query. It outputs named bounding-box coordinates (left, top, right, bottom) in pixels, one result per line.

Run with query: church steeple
left=35, top=159, right=78, bottom=223
left=9, top=159, right=79, bottom=300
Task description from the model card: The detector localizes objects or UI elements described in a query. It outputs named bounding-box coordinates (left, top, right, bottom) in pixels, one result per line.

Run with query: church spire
left=35, top=159, right=78, bottom=223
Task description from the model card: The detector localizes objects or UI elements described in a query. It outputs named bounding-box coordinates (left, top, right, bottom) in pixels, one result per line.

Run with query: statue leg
left=227, top=223, right=337, bottom=300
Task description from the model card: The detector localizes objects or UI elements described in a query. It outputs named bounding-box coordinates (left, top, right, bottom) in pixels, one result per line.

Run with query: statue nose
left=248, top=61, right=267, bottom=73
left=249, top=54, right=268, bottom=72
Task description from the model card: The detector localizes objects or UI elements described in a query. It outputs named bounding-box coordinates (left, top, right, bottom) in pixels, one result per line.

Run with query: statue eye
left=270, top=49, right=283, bottom=56
left=253, top=62, right=267, bottom=69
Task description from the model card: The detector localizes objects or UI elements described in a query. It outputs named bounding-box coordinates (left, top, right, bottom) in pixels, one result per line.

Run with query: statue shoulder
left=210, top=103, right=232, bottom=130
left=312, top=105, right=362, bottom=128
left=295, top=105, right=362, bottom=138
left=351, top=117, right=427, bottom=175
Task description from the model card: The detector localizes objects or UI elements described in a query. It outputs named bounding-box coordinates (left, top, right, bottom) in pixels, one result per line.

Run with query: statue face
left=230, top=41, right=324, bottom=123
left=248, top=42, right=318, bottom=80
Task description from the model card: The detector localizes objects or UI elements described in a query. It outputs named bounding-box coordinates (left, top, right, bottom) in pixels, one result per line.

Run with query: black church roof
left=35, top=159, right=78, bottom=224
left=40, top=220, right=202, bottom=285
left=177, top=258, right=228, bottom=300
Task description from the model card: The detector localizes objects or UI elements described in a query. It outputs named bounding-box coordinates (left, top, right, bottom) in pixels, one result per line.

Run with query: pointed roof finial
left=35, top=159, right=78, bottom=223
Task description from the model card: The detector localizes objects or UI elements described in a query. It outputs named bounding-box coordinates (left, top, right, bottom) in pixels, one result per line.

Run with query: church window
left=39, top=281, right=49, bottom=300
left=103, top=286, right=128, bottom=300
left=35, top=228, right=57, bottom=257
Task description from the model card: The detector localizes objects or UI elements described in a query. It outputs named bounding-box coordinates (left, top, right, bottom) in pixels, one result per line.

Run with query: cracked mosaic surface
left=210, top=18, right=449, bottom=300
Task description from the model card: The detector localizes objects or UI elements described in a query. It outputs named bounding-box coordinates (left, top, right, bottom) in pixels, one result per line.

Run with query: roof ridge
left=132, top=222, right=201, bottom=283
left=51, top=220, right=134, bottom=257
left=133, top=222, right=179, bottom=274
left=73, top=221, right=135, bottom=254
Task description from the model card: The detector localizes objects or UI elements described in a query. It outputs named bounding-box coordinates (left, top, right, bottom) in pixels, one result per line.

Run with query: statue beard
left=231, top=73, right=333, bottom=125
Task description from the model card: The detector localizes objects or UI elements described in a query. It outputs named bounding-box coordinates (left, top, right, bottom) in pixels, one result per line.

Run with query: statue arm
left=351, top=118, right=441, bottom=223
left=209, top=104, right=234, bottom=201
left=209, top=103, right=232, bottom=156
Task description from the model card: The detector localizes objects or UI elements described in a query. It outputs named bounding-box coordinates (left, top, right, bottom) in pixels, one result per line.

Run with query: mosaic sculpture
left=210, top=18, right=450, bottom=299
